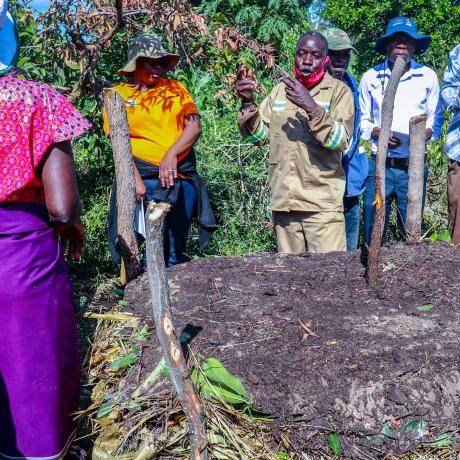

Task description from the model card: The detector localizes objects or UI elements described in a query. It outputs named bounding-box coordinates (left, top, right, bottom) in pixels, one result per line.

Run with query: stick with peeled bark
left=367, top=56, right=406, bottom=287
left=104, top=89, right=142, bottom=283
left=406, top=114, right=428, bottom=242
left=145, top=202, right=207, bottom=460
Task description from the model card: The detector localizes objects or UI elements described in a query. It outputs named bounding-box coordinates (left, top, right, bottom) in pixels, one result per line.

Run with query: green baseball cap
left=118, top=33, right=180, bottom=75
left=323, top=27, right=357, bottom=53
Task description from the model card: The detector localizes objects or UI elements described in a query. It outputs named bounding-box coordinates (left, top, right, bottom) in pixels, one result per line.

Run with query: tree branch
left=367, top=56, right=406, bottom=287
left=406, top=114, right=427, bottom=242
left=145, top=202, right=208, bottom=460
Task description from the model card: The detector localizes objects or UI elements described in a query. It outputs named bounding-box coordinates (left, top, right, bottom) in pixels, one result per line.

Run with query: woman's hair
left=296, top=32, right=329, bottom=56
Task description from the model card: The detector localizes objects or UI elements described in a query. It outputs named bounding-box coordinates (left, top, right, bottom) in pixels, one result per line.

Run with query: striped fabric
left=245, top=120, right=268, bottom=143
left=325, top=121, right=346, bottom=150
left=441, top=45, right=460, bottom=161
left=273, top=100, right=286, bottom=111
left=316, top=101, right=331, bottom=112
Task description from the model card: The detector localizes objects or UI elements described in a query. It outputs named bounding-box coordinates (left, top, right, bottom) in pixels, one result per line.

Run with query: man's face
left=328, top=49, right=351, bottom=77
left=295, top=36, right=327, bottom=76
left=386, top=32, right=416, bottom=63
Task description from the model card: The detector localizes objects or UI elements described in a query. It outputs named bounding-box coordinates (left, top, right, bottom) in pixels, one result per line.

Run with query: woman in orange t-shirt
left=105, top=34, right=216, bottom=267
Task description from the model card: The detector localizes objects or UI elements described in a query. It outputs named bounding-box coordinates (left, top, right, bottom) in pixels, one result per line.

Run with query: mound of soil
left=125, top=242, right=460, bottom=455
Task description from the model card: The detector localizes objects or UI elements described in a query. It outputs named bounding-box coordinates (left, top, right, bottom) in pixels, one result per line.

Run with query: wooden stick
left=367, top=56, right=406, bottom=287
left=145, top=202, right=208, bottom=460
left=104, top=89, right=142, bottom=283
left=406, top=114, right=427, bottom=242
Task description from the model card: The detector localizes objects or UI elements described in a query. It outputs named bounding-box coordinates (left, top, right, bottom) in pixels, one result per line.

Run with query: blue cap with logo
left=375, top=17, right=431, bottom=55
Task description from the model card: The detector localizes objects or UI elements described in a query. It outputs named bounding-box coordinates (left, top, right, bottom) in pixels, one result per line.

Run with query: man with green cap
left=323, top=27, right=368, bottom=250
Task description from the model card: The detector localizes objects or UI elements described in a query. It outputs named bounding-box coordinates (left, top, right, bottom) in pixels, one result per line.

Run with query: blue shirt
left=342, top=72, right=368, bottom=197
left=441, top=44, right=460, bottom=161
left=359, top=60, right=443, bottom=159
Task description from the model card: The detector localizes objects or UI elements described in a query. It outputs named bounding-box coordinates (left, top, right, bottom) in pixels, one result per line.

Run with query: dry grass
left=76, top=280, right=459, bottom=460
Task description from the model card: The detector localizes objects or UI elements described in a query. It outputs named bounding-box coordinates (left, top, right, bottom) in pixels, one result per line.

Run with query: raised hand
left=281, top=74, right=317, bottom=113
left=235, top=64, right=257, bottom=103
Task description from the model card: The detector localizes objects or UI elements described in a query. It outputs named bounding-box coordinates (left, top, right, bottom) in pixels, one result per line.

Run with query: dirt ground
left=125, top=242, right=460, bottom=456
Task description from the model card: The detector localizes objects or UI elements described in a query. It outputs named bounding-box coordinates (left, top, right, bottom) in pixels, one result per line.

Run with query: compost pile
left=87, top=242, right=460, bottom=458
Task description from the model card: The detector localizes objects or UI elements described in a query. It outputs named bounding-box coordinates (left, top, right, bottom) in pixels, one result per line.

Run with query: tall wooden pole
left=145, top=202, right=208, bottom=460
left=406, top=114, right=427, bottom=242
left=367, top=56, right=406, bottom=287
left=104, top=89, right=142, bottom=283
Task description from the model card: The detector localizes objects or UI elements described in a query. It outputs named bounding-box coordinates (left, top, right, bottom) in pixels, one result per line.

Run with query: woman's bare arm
left=159, top=114, right=202, bottom=187
left=40, top=141, right=85, bottom=259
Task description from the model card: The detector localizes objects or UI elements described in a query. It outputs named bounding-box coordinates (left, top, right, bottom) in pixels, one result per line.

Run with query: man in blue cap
left=359, top=17, right=443, bottom=245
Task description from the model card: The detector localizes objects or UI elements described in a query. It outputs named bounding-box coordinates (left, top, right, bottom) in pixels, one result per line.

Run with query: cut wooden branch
left=145, top=202, right=208, bottom=460
left=104, top=89, right=142, bottom=283
left=367, top=56, right=406, bottom=287
left=406, top=114, right=428, bottom=242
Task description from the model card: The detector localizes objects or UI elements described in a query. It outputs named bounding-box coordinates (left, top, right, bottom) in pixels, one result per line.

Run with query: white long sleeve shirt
left=359, top=59, right=443, bottom=158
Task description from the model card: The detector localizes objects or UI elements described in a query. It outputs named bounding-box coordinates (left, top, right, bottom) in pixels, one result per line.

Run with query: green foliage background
left=8, top=0, right=460, bottom=275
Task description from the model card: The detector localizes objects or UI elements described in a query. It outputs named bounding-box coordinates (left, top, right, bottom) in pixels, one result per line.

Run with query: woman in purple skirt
left=0, top=5, right=91, bottom=457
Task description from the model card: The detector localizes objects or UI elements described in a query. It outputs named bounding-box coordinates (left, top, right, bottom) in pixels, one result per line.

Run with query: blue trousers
left=363, top=157, right=428, bottom=245
left=144, top=179, right=197, bottom=267
left=344, top=195, right=360, bottom=251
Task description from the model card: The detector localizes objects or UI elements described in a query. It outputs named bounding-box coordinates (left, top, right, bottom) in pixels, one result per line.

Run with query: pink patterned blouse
left=0, top=76, right=91, bottom=203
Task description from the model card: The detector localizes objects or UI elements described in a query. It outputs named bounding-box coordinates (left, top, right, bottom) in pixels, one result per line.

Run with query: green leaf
left=380, top=421, right=395, bottom=438
left=243, top=406, right=273, bottom=421
left=403, top=420, right=427, bottom=439
left=137, top=325, right=149, bottom=341
left=201, top=357, right=251, bottom=404
left=431, top=433, right=453, bottom=447
left=278, top=452, right=290, bottom=460
left=162, top=363, right=171, bottom=381
left=96, top=401, right=114, bottom=418
left=118, top=299, right=129, bottom=306
left=110, top=352, right=138, bottom=370
left=417, top=304, right=434, bottom=312
left=328, top=432, right=341, bottom=456
left=438, top=230, right=451, bottom=242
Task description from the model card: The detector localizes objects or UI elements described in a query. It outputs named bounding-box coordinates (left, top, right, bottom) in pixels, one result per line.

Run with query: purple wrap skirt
left=0, top=203, right=80, bottom=459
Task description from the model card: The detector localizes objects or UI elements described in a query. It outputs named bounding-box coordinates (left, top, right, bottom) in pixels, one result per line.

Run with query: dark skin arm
left=40, top=141, right=85, bottom=260
left=235, top=65, right=257, bottom=102
left=158, top=113, right=202, bottom=188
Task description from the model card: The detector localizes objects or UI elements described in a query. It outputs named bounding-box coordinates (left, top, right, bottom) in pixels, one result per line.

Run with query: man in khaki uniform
left=236, top=32, right=354, bottom=253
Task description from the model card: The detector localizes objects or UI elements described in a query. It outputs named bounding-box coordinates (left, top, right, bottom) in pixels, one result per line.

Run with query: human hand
left=281, top=74, right=317, bottom=113
left=56, top=221, right=85, bottom=261
left=235, top=65, right=257, bottom=103
left=425, top=128, right=433, bottom=142
left=135, top=176, right=147, bottom=202
left=371, top=127, right=402, bottom=149
left=159, top=151, right=178, bottom=188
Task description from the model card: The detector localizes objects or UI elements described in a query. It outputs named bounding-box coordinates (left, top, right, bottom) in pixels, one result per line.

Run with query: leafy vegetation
left=321, top=0, right=460, bottom=77
left=7, top=0, right=459, bottom=274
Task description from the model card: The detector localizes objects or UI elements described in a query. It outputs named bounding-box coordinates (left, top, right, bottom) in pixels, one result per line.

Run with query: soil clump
left=125, top=242, right=460, bottom=455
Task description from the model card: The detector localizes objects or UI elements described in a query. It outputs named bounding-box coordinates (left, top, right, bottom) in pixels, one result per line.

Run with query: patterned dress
left=0, top=75, right=90, bottom=459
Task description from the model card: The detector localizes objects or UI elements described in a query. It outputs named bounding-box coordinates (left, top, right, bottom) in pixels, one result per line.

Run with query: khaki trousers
left=448, top=159, right=460, bottom=246
left=272, top=210, right=346, bottom=254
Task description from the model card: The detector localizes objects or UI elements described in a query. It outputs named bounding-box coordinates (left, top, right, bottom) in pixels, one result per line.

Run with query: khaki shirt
left=238, top=73, right=354, bottom=212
